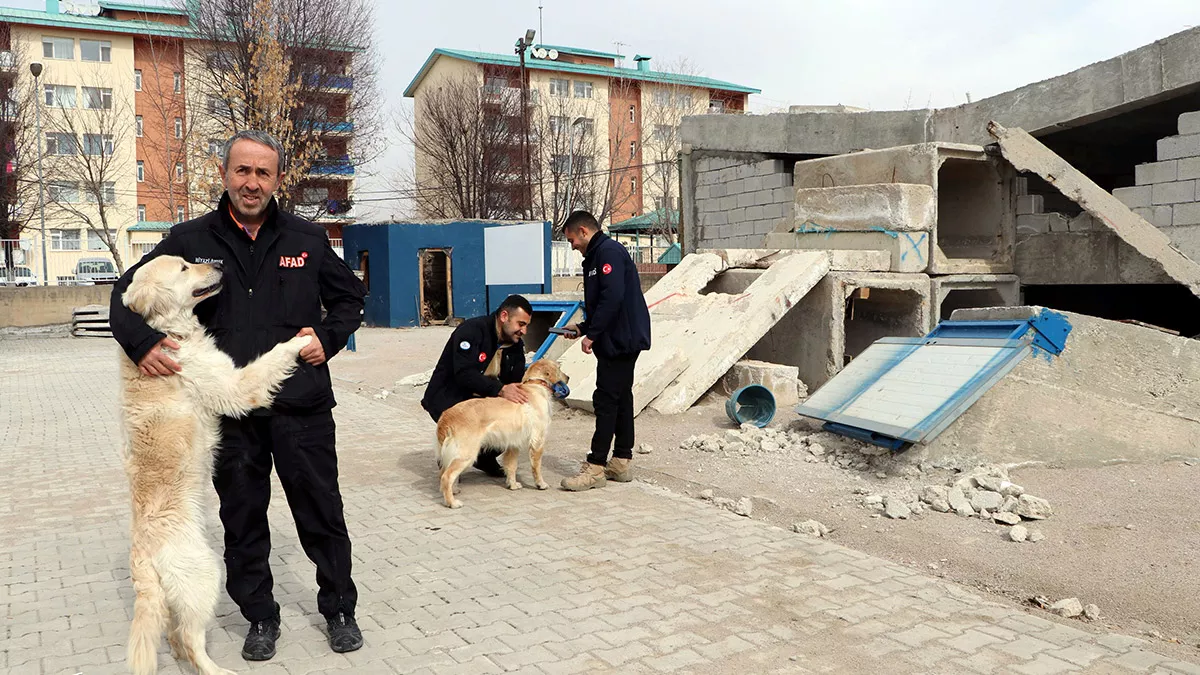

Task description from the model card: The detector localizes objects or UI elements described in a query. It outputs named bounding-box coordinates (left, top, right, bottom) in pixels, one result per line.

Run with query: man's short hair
left=498, top=294, right=533, bottom=317
left=563, top=210, right=599, bottom=233
left=222, top=130, right=287, bottom=175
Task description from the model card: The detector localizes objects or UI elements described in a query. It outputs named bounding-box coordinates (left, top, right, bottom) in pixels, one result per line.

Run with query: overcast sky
left=11, top=0, right=1200, bottom=219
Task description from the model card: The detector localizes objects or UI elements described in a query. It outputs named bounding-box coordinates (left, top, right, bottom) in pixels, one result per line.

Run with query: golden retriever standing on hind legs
left=436, top=359, right=570, bottom=508
left=119, top=255, right=311, bottom=675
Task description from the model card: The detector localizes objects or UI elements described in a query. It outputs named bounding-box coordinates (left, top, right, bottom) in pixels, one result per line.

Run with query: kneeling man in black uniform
left=421, top=295, right=533, bottom=475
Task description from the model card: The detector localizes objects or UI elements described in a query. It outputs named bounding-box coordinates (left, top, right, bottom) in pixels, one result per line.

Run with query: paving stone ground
left=2, top=335, right=1198, bottom=675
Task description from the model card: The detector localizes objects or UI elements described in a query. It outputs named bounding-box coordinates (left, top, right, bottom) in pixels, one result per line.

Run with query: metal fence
left=551, top=240, right=582, bottom=277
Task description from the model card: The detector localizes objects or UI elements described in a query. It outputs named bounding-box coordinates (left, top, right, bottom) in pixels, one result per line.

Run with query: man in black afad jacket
left=559, top=210, right=651, bottom=491
left=109, top=131, right=367, bottom=661
left=421, top=295, right=532, bottom=474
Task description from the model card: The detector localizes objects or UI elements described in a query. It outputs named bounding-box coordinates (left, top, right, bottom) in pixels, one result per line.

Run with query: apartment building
left=0, top=0, right=357, bottom=285
left=404, top=42, right=758, bottom=228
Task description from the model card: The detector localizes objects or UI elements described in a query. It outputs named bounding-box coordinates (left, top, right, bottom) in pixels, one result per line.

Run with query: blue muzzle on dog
left=551, top=382, right=570, bottom=399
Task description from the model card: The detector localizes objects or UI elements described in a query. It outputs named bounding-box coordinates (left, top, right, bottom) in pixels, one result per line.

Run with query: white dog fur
left=120, top=255, right=310, bottom=675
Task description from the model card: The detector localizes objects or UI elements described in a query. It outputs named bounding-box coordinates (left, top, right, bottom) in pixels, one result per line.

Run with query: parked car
left=74, top=257, right=119, bottom=285
left=0, top=265, right=39, bottom=287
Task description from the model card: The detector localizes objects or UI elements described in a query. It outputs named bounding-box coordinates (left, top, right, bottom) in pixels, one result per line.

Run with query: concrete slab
left=989, top=122, right=1200, bottom=298
left=763, top=230, right=930, bottom=273
left=698, top=248, right=892, bottom=272
left=923, top=307, right=1200, bottom=467
left=1015, top=232, right=1175, bottom=285
left=716, top=359, right=805, bottom=407
left=929, top=274, right=1021, bottom=329
left=647, top=252, right=832, bottom=415
left=794, top=183, right=936, bottom=233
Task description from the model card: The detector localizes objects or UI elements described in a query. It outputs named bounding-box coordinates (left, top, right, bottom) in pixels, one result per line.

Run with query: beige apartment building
left=404, top=42, right=757, bottom=235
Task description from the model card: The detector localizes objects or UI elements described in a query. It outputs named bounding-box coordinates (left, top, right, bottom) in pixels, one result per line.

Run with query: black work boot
left=327, top=611, right=363, bottom=653
left=473, top=450, right=506, bottom=477
left=241, top=614, right=281, bottom=661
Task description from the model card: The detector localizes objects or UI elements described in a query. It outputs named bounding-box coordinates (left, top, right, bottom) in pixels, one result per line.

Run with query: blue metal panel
left=528, top=301, right=582, bottom=361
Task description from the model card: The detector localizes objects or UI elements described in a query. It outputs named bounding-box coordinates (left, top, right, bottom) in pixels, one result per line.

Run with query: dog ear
left=122, top=270, right=168, bottom=319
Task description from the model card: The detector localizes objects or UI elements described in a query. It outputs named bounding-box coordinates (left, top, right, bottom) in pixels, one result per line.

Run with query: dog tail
left=127, top=545, right=167, bottom=675
left=437, top=435, right=458, bottom=472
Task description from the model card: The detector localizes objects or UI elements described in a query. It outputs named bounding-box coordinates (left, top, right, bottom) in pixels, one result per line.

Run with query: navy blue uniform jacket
left=421, top=312, right=526, bottom=421
left=109, top=194, right=367, bottom=414
left=578, top=232, right=651, bottom=359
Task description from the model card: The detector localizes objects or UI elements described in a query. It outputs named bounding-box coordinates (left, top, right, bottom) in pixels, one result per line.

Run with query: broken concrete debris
left=1050, top=597, right=1085, bottom=619
left=1009, top=525, right=1028, bottom=542
left=733, top=497, right=754, bottom=517
left=793, top=520, right=830, bottom=538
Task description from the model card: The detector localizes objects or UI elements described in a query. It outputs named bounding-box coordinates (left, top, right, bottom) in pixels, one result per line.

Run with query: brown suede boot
left=561, top=462, right=607, bottom=491
left=605, top=457, right=633, bottom=482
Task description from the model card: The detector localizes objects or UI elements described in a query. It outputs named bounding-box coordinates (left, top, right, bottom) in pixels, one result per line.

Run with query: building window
left=629, top=140, right=636, bottom=159
left=135, top=115, right=143, bottom=137
left=84, top=182, right=116, bottom=204
left=134, top=69, right=142, bottom=91
left=206, top=96, right=223, bottom=114
left=87, top=229, right=115, bottom=250
left=549, top=78, right=569, bottom=97
left=174, top=117, right=183, bottom=138
left=652, top=89, right=671, bottom=106
left=45, top=132, right=77, bottom=156
left=51, top=229, right=80, bottom=251
left=654, top=124, right=674, bottom=142
left=578, top=117, right=594, bottom=137
left=136, top=160, right=144, bottom=182
left=629, top=104, right=635, bottom=123
left=631, top=176, right=638, bottom=193
left=44, top=84, right=76, bottom=108
left=548, top=115, right=567, bottom=135
left=173, top=72, right=182, bottom=94
left=82, top=86, right=113, bottom=110
left=82, top=134, right=114, bottom=156
left=676, top=93, right=693, bottom=109
left=176, top=205, right=186, bottom=222
left=137, top=204, right=146, bottom=221
left=80, top=39, right=112, bottom=63
left=573, top=80, right=593, bottom=99
left=175, top=162, right=184, bottom=181
left=708, top=99, right=725, bottom=114
left=208, top=140, right=222, bottom=157
left=42, top=37, right=74, bottom=60
left=48, top=181, right=79, bottom=203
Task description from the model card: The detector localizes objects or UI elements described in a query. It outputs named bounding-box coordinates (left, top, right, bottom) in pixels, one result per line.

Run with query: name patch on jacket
left=194, top=257, right=224, bottom=265
left=279, top=252, right=309, bottom=268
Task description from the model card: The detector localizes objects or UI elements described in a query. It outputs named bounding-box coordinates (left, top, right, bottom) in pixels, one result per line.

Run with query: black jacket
left=421, top=312, right=526, bottom=421
left=578, top=232, right=651, bottom=359
left=109, top=193, right=367, bottom=414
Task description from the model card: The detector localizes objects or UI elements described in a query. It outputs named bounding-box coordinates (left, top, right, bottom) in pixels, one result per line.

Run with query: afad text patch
left=279, top=251, right=309, bottom=268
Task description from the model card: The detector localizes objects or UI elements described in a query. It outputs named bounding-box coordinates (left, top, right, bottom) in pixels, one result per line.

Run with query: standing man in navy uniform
left=108, top=130, right=366, bottom=661
left=421, top=295, right=533, bottom=475
left=560, top=210, right=651, bottom=491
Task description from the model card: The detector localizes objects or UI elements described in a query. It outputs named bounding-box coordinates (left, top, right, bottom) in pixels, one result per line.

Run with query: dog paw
left=536, top=481, right=550, bottom=490
left=289, top=335, right=313, bottom=349
left=507, top=482, right=524, bottom=491
left=448, top=500, right=463, bottom=509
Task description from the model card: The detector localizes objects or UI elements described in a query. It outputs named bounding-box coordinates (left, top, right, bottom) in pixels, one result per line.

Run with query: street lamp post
left=29, top=61, right=47, bottom=285
left=563, top=116, right=584, bottom=222
left=514, top=28, right=535, bottom=220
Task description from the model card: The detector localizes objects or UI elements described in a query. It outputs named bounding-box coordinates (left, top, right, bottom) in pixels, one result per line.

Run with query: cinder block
left=694, top=185, right=710, bottom=201
left=1178, top=157, right=1200, bottom=181
left=736, top=162, right=756, bottom=180
left=1112, top=185, right=1152, bottom=208
left=1016, top=213, right=1050, bottom=234
left=1016, top=194, right=1044, bottom=215
left=720, top=195, right=737, bottom=211
left=704, top=211, right=728, bottom=227
left=746, top=205, right=764, bottom=220
left=761, top=172, right=789, bottom=190
left=710, top=183, right=727, bottom=199
left=1179, top=111, right=1200, bottom=135
left=1134, top=160, right=1178, bottom=185
left=1151, top=180, right=1196, bottom=205
left=1132, top=206, right=1173, bottom=227
left=736, top=193, right=755, bottom=208
left=1068, top=214, right=1102, bottom=232
left=1014, top=176, right=1029, bottom=195
left=1157, top=134, right=1200, bottom=161
left=1173, top=201, right=1200, bottom=226
left=763, top=202, right=785, bottom=220
left=773, top=186, right=793, bottom=203
left=756, top=159, right=784, bottom=176
left=729, top=208, right=746, bottom=223
left=743, top=176, right=763, bottom=193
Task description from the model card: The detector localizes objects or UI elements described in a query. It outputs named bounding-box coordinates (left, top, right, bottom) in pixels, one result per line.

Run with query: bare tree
left=0, top=23, right=41, bottom=282
left=42, top=72, right=133, bottom=273
left=185, top=0, right=383, bottom=213
left=136, top=35, right=196, bottom=224
left=398, top=75, right=528, bottom=220
left=636, top=58, right=705, bottom=245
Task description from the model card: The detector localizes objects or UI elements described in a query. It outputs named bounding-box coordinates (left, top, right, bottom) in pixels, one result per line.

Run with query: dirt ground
left=334, top=325, right=1200, bottom=661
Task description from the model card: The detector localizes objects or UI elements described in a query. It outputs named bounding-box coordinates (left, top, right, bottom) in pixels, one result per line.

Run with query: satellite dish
left=547, top=49, right=559, bottom=60
left=533, top=47, right=548, bottom=59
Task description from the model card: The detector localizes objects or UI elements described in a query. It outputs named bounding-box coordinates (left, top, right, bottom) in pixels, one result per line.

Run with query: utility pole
left=515, top=29, right=535, bottom=220
left=30, top=61, right=47, bottom=285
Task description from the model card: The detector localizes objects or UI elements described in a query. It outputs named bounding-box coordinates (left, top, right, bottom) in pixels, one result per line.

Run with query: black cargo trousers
left=213, top=410, right=357, bottom=622
left=586, top=353, right=639, bottom=466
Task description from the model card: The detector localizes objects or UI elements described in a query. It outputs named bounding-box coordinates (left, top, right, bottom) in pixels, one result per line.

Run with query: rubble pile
left=679, top=423, right=921, bottom=475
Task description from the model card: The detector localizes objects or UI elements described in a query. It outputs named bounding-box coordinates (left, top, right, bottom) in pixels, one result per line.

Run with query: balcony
left=308, top=156, right=354, bottom=178
left=298, top=198, right=354, bottom=222
left=306, top=119, right=354, bottom=135
left=304, top=73, right=353, bottom=91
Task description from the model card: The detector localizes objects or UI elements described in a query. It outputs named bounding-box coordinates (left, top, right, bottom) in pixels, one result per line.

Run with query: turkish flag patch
left=478, top=352, right=487, bottom=363
left=602, top=263, right=613, bottom=275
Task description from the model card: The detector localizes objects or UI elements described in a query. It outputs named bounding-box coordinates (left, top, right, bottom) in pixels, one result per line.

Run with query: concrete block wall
left=1112, top=110, right=1200, bottom=261
left=694, top=156, right=793, bottom=249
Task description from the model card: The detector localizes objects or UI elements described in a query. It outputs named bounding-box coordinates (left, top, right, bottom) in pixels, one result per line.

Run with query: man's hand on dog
left=295, top=327, right=326, bottom=365
left=500, top=383, right=529, bottom=404
left=139, top=337, right=182, bottom=377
